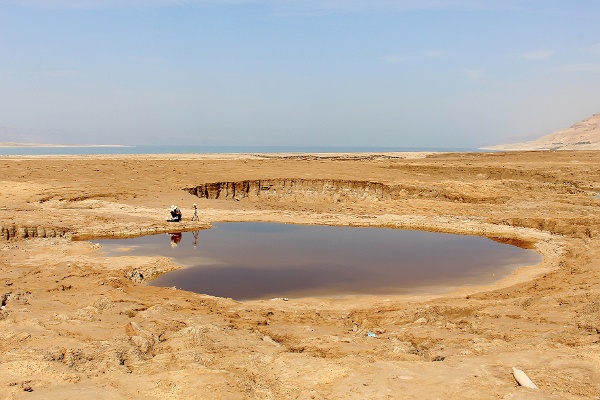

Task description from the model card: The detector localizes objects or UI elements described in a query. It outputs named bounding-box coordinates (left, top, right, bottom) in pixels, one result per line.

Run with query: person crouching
left=167, top=205, right=182, bottom=222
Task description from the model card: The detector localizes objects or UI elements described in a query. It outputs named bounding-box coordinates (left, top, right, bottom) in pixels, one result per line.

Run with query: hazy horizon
left=1, top=1, right=599, bottom=148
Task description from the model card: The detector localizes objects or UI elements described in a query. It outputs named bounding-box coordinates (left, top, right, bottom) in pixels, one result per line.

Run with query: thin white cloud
left=582, top=43, right=600, bottom=57
left=4, top=0, right=190, bottom=8
left=465, top=68, right=485, bottom=81
left=382, top=54, right=407, bottom=64
left=42, top=70, right=80, bottom=78
left=420, top=50, right=461, bottom=59
left=551, top=63, right=600, bottom=73
left=522, top=49, right=553, bottom=61
left=5, top=0, right=523, bottom=11
left=277, top=0, right=514, bottom=12
left=382, top=50, right=459, bottom=63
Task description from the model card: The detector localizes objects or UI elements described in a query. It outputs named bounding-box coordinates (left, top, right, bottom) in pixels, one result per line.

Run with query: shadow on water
left=95, top=223, right=541, bottom=301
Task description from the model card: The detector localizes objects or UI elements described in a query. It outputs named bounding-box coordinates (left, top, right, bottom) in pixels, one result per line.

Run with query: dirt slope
left=484, top=113, right=600, bottom=150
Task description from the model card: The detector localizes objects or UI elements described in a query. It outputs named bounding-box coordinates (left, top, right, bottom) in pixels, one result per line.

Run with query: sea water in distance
left=0, top=145, right=487, bottom=156
left=95, top=222, right=540, bottom=301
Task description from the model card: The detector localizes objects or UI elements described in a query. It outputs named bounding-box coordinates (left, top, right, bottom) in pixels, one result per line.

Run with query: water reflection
left=168, top=230, right=200, bottom=249
left=96, top=223, right=541, bottom=300
left=170, top=232, right=182, bottom=247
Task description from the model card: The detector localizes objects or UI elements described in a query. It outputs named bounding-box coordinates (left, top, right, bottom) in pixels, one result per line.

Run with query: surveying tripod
left=191, top=203, right=199, bottom=221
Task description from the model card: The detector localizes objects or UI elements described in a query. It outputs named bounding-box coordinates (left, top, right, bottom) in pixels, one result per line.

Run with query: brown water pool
left=95, top=222, right=541, bottom=300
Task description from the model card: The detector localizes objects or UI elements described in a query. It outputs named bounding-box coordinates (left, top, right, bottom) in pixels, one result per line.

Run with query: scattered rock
left=512, top=367, right=539, bottom=389
left=262, top=335, right=281, bottom=347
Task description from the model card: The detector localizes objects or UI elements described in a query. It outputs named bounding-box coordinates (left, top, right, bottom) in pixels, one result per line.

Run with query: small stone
left=262, top=335, right=281, bottom=346
left=414, top=317, right=428, bottom=324
left=125, top=321, right=143, bottom=337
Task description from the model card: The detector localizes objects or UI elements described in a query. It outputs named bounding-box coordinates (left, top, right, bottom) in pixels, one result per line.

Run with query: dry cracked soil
left=1, top=150, right=599, bottom=399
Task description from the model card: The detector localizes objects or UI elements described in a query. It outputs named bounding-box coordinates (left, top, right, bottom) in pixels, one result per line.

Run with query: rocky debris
left=172, top=324, right=219, bottom=347
left=1, top=290, right=31, bottom=306
left=392, top=341, right=419, bottom=355
left=262, top=335, right=281, bottom=347
left=43, top=342, right=136, bottom=374
left=20, top=381, right=33, bottom=392
left=127, top=270, right=145, bottom=284
left=124, top=260, right=179, bottom=284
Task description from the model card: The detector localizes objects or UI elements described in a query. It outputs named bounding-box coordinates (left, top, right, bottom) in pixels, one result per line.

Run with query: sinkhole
left=95, top=223, right=541, bottom=301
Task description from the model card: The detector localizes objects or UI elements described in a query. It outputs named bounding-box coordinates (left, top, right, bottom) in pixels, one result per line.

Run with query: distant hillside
left=483, top=112, right=600, bottom=150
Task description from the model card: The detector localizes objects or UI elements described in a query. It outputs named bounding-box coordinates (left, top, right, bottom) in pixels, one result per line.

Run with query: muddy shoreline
left=1, top=151, right=599, bottom=399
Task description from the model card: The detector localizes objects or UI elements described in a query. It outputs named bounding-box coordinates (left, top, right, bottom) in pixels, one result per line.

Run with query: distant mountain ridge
left=483, top=112, right=600, bottom=150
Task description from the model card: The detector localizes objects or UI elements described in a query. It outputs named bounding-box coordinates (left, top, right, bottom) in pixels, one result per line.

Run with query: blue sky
left=1, top=0, right=599, bottom=147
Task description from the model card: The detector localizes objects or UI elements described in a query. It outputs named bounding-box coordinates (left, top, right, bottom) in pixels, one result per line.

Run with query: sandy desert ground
left=1, top=150, right=599, bottom=399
